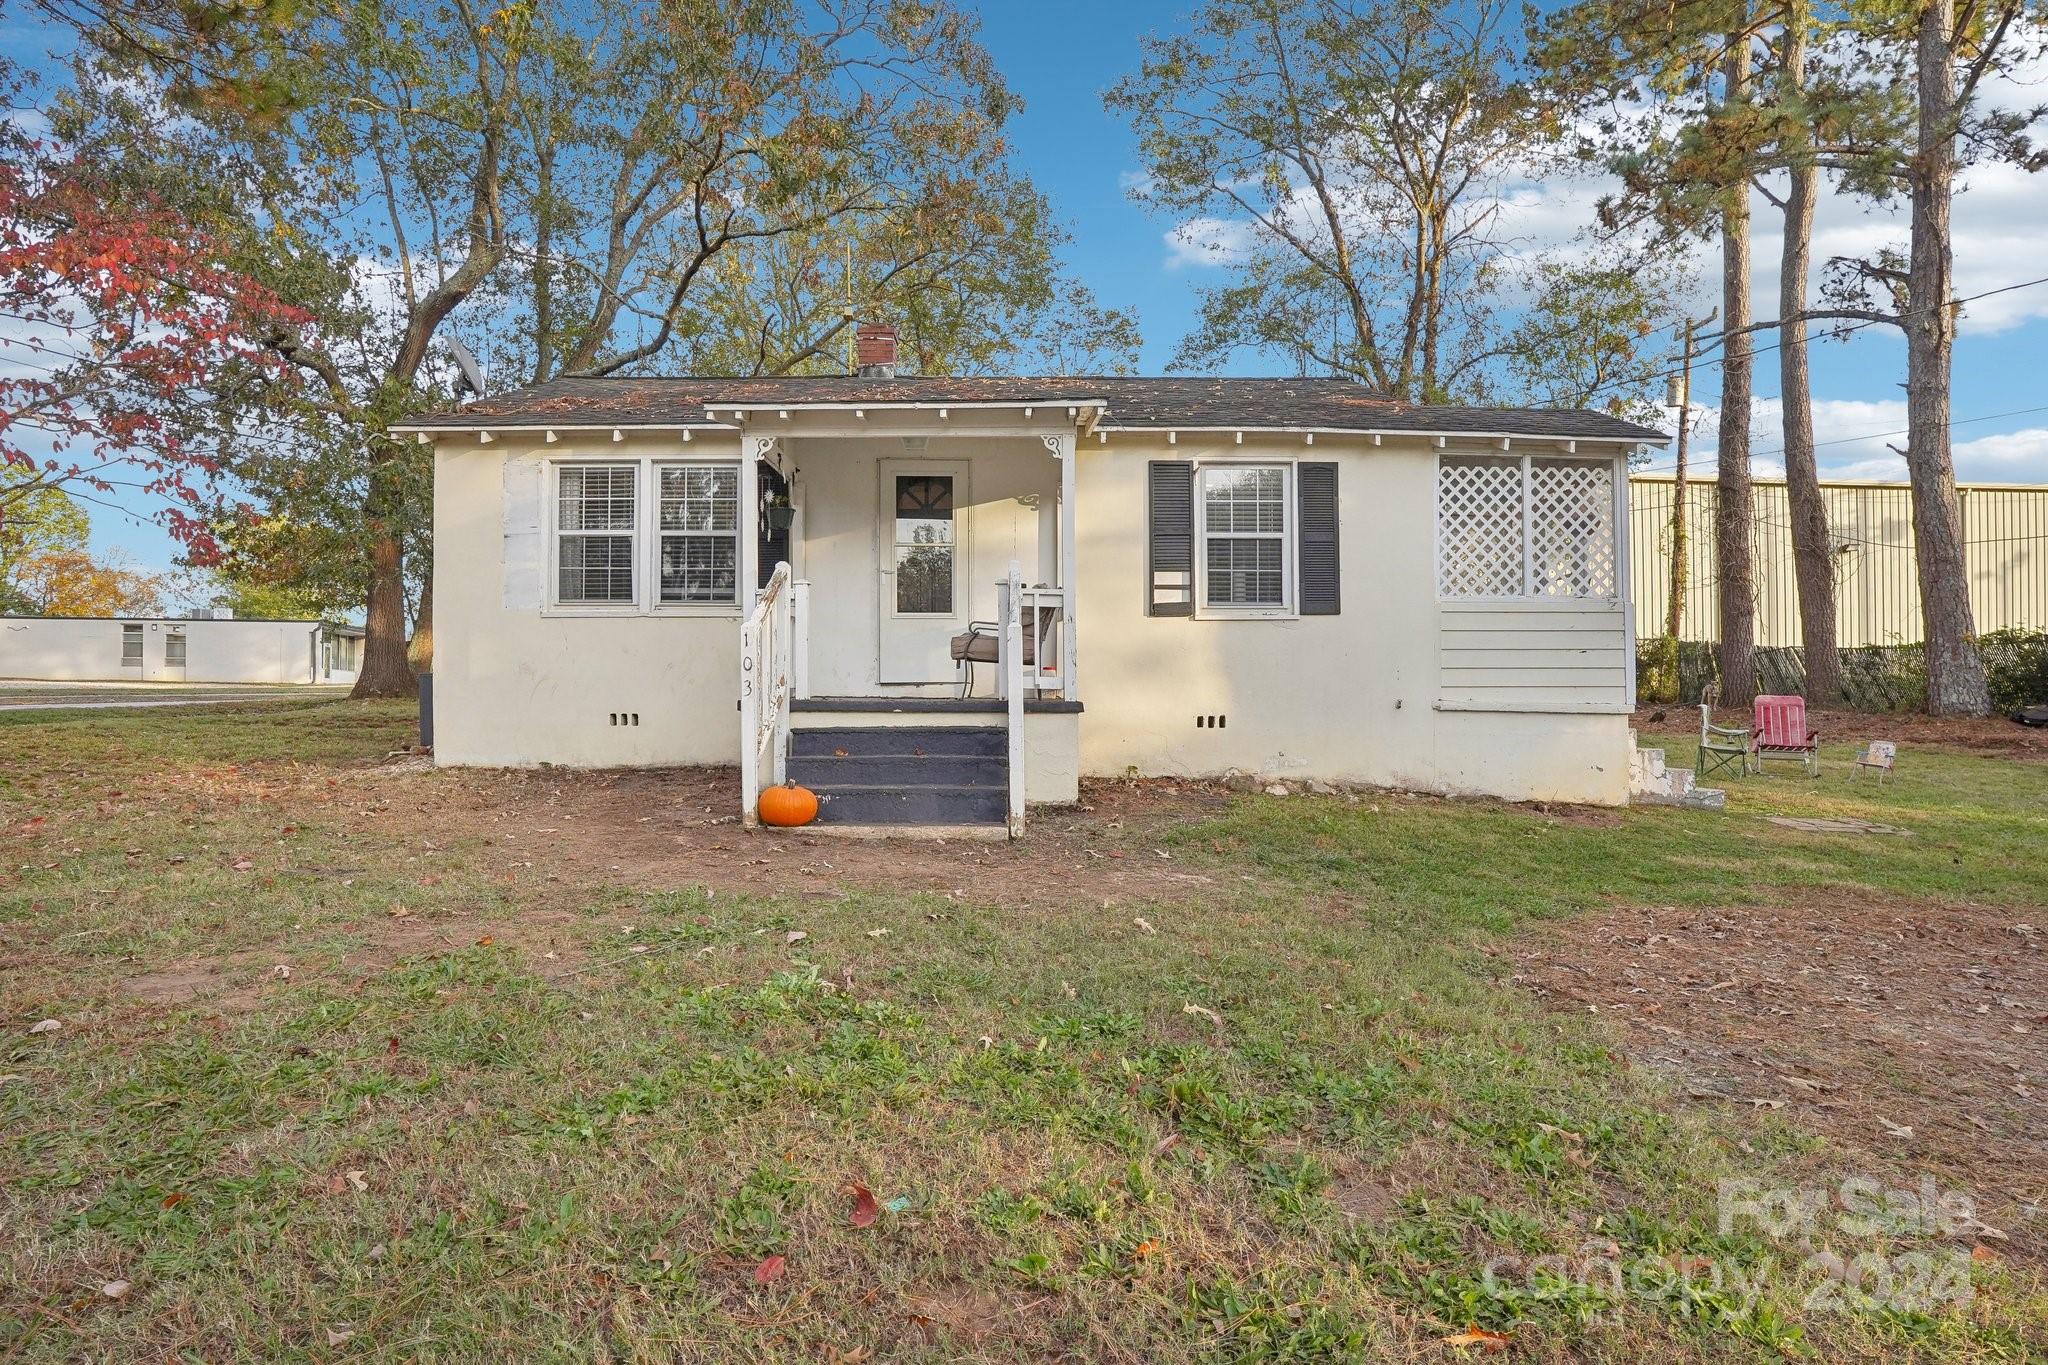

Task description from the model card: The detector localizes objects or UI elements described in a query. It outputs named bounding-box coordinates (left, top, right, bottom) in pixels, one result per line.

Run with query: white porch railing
left=1004, top=582, right=1071, bottom=699
left=790, top=578, right=811, bottom=700
left=740, top=561, right=794, bottom=827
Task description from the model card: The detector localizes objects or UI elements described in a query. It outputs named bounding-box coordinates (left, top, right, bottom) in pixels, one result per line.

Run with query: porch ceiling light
left=902, top=436, right=928, bottom=451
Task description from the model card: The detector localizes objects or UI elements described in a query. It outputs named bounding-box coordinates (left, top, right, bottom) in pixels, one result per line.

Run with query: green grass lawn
left=2, top=702, right=2043, bottom=1361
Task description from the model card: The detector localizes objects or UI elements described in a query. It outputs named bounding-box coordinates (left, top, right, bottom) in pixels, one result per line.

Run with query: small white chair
left=1854, top=740, right=1897, bottom=783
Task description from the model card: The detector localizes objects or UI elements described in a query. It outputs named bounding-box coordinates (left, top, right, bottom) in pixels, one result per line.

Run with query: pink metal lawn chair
left=1751, top=694, right=1820, bottom=777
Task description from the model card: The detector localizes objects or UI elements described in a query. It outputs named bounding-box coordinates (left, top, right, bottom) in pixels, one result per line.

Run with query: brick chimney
left=855, top=323, right=897, bottom=378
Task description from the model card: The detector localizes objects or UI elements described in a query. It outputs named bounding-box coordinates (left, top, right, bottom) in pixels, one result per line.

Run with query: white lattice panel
left=1529, top=459, right=1616, bottom=598
left=1436, top=457, right=1523, bottom=597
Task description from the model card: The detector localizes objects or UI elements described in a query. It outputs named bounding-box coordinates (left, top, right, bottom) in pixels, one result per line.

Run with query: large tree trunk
left=351, top=454, right=418, bottom=699
left=1715, top=38, right=1758, bottom=705
left=407, top=572, right=434, bottom=675
left=1777, top=1, right=1844, bottom=704
left=1907, top=0, right=1991, bottom=715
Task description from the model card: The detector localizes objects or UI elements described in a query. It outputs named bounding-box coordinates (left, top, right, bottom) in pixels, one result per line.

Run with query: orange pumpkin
left=758, top=782, right=819, bottom=827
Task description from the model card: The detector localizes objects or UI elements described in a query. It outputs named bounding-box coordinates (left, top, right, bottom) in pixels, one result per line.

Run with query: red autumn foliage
left=0, top=144, right=309, bottom=558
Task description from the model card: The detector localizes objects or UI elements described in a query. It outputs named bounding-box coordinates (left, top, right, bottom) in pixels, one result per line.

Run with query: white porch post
left=740, top=436, right=768, bottom=607
left=1043, top=430, right=1079, bottom=700
left=773, top=578, right=793, bottom=784
left=1003, top=560, right=1025, bottom=836
left=739, top=609, right=760, bottom=825
left=738, top=433, right=766, bottom=824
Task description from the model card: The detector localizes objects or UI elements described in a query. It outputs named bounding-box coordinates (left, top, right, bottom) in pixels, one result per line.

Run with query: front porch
left=732, top=403, right=1091, bottom=833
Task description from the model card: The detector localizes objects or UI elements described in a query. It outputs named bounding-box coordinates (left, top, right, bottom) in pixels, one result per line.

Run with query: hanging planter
left=766, top=502, right=796, bottom=531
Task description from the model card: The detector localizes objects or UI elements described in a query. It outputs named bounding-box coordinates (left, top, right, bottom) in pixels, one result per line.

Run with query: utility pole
left=1664, top=309, right=1716, bottom=647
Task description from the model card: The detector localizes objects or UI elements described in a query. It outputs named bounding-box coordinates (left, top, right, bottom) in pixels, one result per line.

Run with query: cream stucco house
left=399, top=328, right=1663, bottom=832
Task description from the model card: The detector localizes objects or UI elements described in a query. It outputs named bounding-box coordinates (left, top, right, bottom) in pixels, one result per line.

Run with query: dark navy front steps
left=788, top=725, right=1006, bottom=826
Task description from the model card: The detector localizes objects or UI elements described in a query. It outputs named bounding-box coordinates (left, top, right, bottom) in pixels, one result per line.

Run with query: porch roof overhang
left=392, top=375, right=1668, bottom=447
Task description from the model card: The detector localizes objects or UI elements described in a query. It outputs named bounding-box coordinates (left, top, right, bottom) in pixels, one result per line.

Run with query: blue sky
left=978, top=0, right=2048, bottom=488
left=10, top=1, right=2048, bottom=587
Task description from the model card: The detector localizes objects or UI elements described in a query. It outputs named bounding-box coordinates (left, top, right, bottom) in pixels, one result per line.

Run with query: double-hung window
left=555, top=464, right=638, bottom=606
left=120, top=623, right=143, bottom=667
left=1198, top=464, right=1292, bottom=612
left=657, top=463, right=739, bottom=605
left=164, top=628, right=187, bottom=667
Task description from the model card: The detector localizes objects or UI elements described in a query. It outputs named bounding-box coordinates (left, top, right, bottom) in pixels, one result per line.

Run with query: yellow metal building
left=1630, top=476, right=2048, bottom=646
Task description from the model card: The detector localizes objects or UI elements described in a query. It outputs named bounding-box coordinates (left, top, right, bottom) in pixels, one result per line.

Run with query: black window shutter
left=1148, top=461, right=1194, bottom=616
left=1298, top=461, right=1340, bottom=615
left=757, top=459, right=790, bottom=590
left=758, top=524, right=789, bottom=589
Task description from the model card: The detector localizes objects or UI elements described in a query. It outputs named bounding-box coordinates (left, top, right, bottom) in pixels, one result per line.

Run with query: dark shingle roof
left=397, top=375, right=1665, bottom=442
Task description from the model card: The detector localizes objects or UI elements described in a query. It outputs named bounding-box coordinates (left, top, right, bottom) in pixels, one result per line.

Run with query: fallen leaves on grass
left=846, top=1182, right=880, bottom=1228
left=100, top=1280, right=130, bottom=1301
left=325, top=1169, right=369, bottom=1197
left=1443, top=1325, right=1511, bottom=1351
left=27, top=1018, right=61, bottom=1035
left=753, top=1254, right=787, bottom=1285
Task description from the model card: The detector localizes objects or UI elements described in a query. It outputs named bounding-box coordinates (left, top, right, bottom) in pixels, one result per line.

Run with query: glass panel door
left=893, top=474, right=955, bottom=615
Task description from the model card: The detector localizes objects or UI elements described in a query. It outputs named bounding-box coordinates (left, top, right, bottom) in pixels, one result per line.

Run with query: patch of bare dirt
left=901, top=1281, right=1017, bottom=1349
left=1637, top=705, right=2048, bottom=760
left=1510, top=896, right=2045, bottom=1259
left=342, top=764, right=1243, bottom=913
left=122, top=965, right=237, bottom=1005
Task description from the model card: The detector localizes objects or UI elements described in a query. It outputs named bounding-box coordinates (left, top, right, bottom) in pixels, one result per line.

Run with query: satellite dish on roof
left=447, top=338, right=487, bottom=401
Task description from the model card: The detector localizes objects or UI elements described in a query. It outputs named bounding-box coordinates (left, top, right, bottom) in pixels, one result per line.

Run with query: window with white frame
left=1198, top=463, right=1291, bottom=611
left=657, top=463, right=739, bottom=604
left=555, top=463, right=638, bottom=605
left=120, top=623, right=142, bottom=666
left=164, top=628, right=187, bottom=666
left=1435, top=453, right=1616, bottom=599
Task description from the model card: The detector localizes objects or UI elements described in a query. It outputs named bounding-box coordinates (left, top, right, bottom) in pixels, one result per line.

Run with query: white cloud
left=1147, top=36, right=2048, bottom=336
left=1164, top=216, right=1258, bottom=269
left=1653, top=395, right=2048, bottom=484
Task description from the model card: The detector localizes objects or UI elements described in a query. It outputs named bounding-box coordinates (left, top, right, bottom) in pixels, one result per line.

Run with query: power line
left=1587, top=273, right=2048, bottom=405
left=1631, top=402, right=2048, bottom=476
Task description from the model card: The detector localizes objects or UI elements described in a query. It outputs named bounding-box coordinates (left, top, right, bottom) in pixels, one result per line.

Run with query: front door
left=878, top=459, right=969, bottom=684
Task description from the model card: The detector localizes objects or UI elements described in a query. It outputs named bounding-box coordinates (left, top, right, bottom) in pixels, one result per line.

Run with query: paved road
left=0, top=683, right=351, bottom=711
